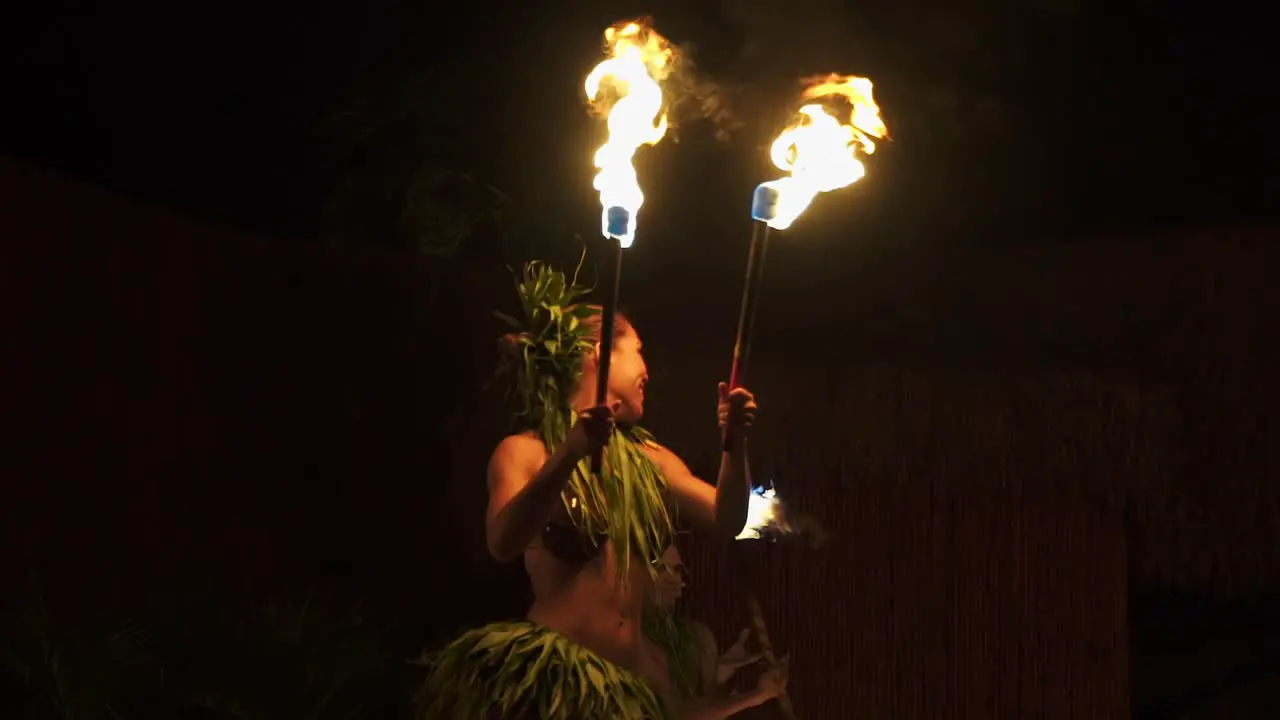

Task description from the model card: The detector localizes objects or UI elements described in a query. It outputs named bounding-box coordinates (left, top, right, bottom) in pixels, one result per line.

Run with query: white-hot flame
left=584, top=20, right=674, bottom=247
left=760, top=74, right=887, bottom=231
left=735, top=486, right=786, bottom=540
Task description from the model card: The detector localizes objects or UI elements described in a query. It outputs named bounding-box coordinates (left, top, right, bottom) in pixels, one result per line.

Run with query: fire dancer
left=415, top=262, right=759, bottom=719
left=642, top=543, right=788, bottom=718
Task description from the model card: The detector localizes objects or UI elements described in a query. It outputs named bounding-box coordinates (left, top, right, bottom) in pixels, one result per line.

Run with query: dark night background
left=1, top=0, right=1277, bottom=717
left=4, top=0, right=1272, bottom=247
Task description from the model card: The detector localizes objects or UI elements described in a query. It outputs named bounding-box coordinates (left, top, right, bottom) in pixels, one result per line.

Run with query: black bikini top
left=541, top=494, right=609, bottom=563
left=540, top=521, right=608, bottom=563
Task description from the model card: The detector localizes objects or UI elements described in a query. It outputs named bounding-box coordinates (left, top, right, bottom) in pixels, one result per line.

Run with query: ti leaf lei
left=494, top=259, right=675, bottom=579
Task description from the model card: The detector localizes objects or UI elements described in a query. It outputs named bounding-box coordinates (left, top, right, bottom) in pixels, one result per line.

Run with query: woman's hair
left=497, top=304, right=633, bottom=362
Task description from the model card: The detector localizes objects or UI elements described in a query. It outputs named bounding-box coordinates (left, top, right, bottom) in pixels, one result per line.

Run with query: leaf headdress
left=494, top=258, right=674, bottom=579
left=494, top=257, right=598, bottom=446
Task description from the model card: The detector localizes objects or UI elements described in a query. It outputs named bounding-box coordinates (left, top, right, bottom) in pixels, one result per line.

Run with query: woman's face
left=606, top=328, right=648, bottom=424
left=653, top=545, right=687, bottom=609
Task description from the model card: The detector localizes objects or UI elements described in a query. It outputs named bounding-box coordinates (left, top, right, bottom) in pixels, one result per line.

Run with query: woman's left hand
left=718, top=383, right=758, bottom=441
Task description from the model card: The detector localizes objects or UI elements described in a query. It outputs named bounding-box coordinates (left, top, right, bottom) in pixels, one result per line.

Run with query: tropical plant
left=169, top=589, right=400, bottom=720
left=0, top=578, right=157, bottom=720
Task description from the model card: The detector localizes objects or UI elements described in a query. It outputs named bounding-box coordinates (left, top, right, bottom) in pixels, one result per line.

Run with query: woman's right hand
left=565, top=405, right=615, bottom=460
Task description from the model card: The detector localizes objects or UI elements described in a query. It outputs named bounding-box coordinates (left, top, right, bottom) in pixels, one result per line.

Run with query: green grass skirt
left=414, top=620, right=674, bottom=719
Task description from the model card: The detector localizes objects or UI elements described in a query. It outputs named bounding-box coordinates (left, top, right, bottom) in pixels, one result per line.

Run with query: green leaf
left=585, top=664, right=606, bottom=695
left=470, top=630, right=512, bottom=653
left=546, top=684, right=563, bottom=716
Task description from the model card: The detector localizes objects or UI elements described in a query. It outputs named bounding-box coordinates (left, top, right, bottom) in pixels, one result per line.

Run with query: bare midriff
left=524, top=535, right=674, bottom=697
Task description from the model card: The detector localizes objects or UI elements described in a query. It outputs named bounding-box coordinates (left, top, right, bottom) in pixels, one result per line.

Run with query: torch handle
left=748, top=593, right=796, bottom=718
left=723, top=223, right=771, bottom=452
left=591, top=239, right=624, bottom=475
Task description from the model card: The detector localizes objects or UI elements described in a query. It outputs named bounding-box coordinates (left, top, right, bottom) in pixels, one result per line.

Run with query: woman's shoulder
left=631, top=427, right=669, bottom=461
left=488, top=431, right=549, bottom=471
left=684, top=619, right=719, bottom=662
left=497, top=430, right=547, bottom=449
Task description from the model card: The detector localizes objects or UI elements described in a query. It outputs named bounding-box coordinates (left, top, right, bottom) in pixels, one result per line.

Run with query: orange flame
left=584, top=20, right=675, bottom=247
left=760, top=74, right=887, bottom=230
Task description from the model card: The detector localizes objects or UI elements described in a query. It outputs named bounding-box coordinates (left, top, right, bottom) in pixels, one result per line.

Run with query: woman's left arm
left=644, top=444, right=750, bottom=538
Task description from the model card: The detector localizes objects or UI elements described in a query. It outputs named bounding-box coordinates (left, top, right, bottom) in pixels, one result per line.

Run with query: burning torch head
left=586, top=19, right=676, bottom=248
left=734, top=483, right=827, bottom=547
left=756, top=73, right=887, bottom=230
left=751, top=183, right=783, bottom=225
left=735, top=485, right=792, bottom=541
left=605, top=207, right=632, bottom=244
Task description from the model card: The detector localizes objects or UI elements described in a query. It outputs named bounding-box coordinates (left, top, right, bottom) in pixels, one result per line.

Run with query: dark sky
left=0, top=0, right=1272, bottom=255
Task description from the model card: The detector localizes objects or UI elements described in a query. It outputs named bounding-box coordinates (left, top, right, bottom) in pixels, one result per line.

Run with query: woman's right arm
left=485, top=434, right=585, bottom=562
